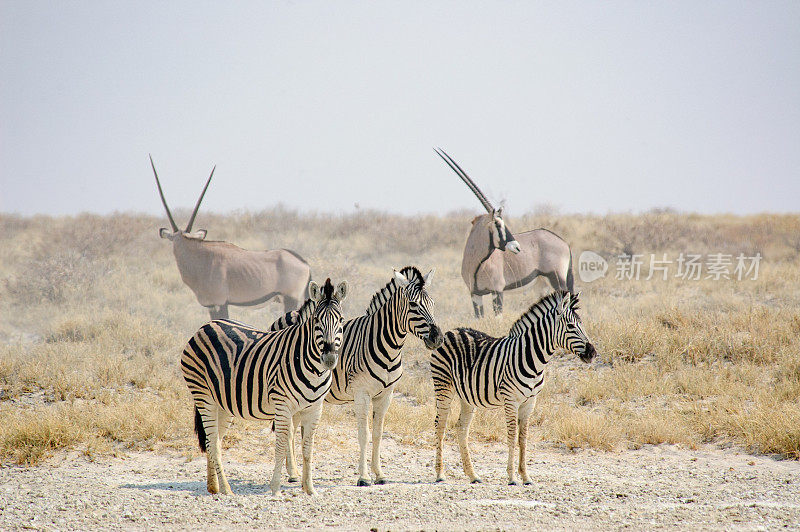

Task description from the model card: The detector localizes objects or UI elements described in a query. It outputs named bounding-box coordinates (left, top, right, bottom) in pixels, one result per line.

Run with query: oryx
left=150, top=155, right=311, bottom=320
left=434, top=148, right=573, bottom=318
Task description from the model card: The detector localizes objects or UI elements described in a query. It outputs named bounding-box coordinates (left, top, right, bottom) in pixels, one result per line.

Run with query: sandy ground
left=2, top=423, right=799, bottom=532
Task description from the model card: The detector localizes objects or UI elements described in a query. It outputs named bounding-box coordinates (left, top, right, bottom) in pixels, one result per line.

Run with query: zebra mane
left=365, top=266, right=424, bottom=316
left=267, top=297, right=318, bottom=331
left=508, top=290, right=577, bottom=337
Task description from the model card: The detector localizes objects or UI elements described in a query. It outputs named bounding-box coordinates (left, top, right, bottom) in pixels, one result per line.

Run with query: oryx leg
left=269, top=408, right=292, bottom=495
left=471, top=294, right=484, bottom=318
left=285, top=413, right=301, bottom=482
left=546, top=271, right=566, bottom=292
left=492, top=292, right=504, bottom=316
left=434, top=382, right=454, bottom=482
left=456, top=400, right=480, bottom=483
left=209, top=304, right=229, bottom=320
left=503, top=398, right=520, bottom=485
left=371, top=390, right=393, bottom=484
left=354, top=389, right=372, bottom=486
left=517, top=396, right=537, bottom=485
left=283, top=295, right=299, bottom=313
left=299, top=403, right=323, bottom=496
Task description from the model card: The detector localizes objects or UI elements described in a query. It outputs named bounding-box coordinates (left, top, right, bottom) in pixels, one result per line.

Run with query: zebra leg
left=285, top=414, right=300, bottom=482
left=371, top=391, right=393, bottom=484
left=456, top=400, right=480, bottom=483
left=354, top=389, right=372, bottom=486
left=471, top=294, right=484, bottom=318
left=214, top=408, right=234, bottom=494
left=517, top=397, right=537, bottom=485
left=492, top=292, right=504, bottom=316
left=504, top=399, right=520, bottom=485
left=201, top=405, right=233, bottom=495
left=433, top=383, right=454, bottom=482
left=270, top=410, right=291, bottom=495
left=299, top=403, right=323, bottom=496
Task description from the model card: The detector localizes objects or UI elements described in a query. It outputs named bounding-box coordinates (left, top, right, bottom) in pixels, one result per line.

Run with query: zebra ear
left=393, top=269, right=410, bottom=287
left=308, top=281, right=321, bottom=302
left=424, top=268, right=435, bottom=287
left=335, top=281, right=348, bottom=302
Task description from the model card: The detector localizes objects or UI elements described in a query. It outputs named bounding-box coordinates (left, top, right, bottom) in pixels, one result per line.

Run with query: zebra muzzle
left=424, top=326, right=444, bottom=350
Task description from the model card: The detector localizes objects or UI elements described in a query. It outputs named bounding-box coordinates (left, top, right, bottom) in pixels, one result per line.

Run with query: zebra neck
left=371, top=289, right=408, bottom=356
left=516, top=323, right=555, bottom=373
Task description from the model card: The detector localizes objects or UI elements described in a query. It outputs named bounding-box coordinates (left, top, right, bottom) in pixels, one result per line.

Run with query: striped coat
left=181, top=278, right=347, bottom=495
left=430, top=290, right=595, bottom=485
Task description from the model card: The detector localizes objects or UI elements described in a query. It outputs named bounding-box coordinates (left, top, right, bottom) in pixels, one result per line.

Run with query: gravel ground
left=1, top=431, right=799, bottom=531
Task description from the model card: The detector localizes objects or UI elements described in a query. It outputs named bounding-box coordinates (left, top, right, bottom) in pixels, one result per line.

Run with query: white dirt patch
left=1, top=430, right=799, bottom=531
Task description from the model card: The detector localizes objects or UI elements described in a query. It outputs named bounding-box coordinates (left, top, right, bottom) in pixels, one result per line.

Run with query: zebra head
left=308, top=278, right=348, bottom=370
left=489, top=207, right=521, bottom=254
left=552, top=291, right=596, bottom=363
left=393, top=267, right=444, bottom=350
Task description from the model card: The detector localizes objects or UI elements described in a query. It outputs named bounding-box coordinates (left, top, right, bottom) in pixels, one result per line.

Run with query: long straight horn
left=149, top=154, right=178, bottom=232
left=185, top=165, right=215, bottom=232
left=433, top=148, right=494, bottom=214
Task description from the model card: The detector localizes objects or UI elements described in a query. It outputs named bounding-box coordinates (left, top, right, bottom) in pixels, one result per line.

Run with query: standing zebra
left=272, top=267, right=443, bottom=486
left=181, top=278, right=348, bottom=495
left=430, top=290, right=595, bottom=485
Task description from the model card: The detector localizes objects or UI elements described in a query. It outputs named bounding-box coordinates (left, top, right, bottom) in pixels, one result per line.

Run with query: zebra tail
left=194, top=406, right=206, bottom=454
left=566, top=251, right=575, bottom=292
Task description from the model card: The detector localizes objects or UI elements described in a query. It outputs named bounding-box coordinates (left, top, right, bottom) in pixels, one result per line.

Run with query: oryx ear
left=496, top=206, right=504, bottom=218
left=423, top=268, right=435, bottom=287
left=194, top=229, right=207, bottom=240
left=335, top=281, right=348, bottom=302
left=159, top=228, right=172, bottom=239
left=308, top=281, right=321, bottom=302
left=393, top=268, right=410, bottom=287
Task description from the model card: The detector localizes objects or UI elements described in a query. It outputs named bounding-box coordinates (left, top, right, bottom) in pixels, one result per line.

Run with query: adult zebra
left=181, top=278, right=348, bottom=495
left=271, top=266, right=443, bottom=486
left=430, top=290, right=595, bottom=485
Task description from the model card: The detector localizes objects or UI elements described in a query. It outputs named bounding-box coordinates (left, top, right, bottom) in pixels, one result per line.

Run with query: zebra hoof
left=357, top=479, right=371, bottom=487
left=508, top=481, right=519, bottom=486
left=375, top=478, right=388, bottom=485
left=524, top=481, right=533, bottom=486
left=470, top=478, right=483, bottom=484
left=287, top=476, right=299, bottom=483
left=435, top=477, right=445, bottom=483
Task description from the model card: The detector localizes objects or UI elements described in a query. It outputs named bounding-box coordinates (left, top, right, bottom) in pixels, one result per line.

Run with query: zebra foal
left=430, top=290, right=595, bottom=485
left=181, top=278, right=348, bottom=495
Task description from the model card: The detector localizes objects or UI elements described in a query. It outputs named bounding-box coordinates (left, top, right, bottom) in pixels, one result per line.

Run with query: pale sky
left=1, top=1, right=798, bottom=217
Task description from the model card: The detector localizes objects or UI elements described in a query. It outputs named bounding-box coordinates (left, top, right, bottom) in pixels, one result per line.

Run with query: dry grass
left=1, top=209, right=799, bottom=464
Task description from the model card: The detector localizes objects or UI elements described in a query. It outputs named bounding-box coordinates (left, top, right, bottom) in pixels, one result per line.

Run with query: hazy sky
left=1, top=1, right=798, bottom=218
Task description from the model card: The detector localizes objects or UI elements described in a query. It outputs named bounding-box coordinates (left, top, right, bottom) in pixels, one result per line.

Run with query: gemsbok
left=181, top=278, right=348, bottom=495
left=430, top=290, right=595, bottom=485
left=434, top=148, right=574, bottom=318
left=150, top=155, right=311, bottom=319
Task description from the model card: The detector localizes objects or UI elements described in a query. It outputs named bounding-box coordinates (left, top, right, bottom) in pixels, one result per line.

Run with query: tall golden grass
left=1, top=209, right=799, bottom=464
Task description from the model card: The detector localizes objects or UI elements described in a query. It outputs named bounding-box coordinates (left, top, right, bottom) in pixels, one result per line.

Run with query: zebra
left=270, top=266, right=444, bottom=486
left=181, top=278, right=348, bottom=495
left=430, top=290, right=595, bottom=485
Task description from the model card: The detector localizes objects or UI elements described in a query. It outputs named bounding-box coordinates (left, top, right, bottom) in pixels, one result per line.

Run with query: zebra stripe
left=272, top=266, right=443, bottom=486
left=430, top=290, right=595, bottom=485
left=181, top=278, right=347, bottom=496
